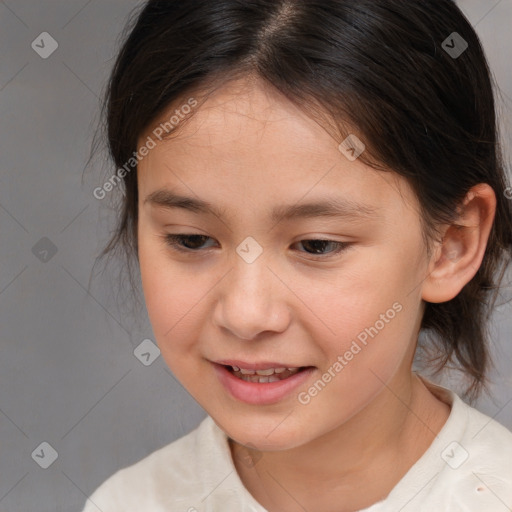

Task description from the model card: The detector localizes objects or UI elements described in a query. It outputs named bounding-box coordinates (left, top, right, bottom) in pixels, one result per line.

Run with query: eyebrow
left=144, top=189, right=381, bottom=223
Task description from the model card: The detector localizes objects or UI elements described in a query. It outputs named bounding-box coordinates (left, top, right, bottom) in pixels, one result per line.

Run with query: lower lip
left=213, top=363, right=316, bottom=405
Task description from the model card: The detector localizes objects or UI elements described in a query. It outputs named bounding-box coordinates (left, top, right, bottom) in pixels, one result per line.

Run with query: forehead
left=138, top=77, right=419, bottom=222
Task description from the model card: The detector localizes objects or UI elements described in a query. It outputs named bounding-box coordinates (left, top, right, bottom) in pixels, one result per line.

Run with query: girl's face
left=137, top=77, right=433, bottom=450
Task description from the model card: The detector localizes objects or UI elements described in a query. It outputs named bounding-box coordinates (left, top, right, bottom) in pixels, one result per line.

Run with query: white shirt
left=81, top=377, right=512, bottom=511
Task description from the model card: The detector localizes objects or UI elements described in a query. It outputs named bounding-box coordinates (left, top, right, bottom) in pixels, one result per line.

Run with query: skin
left=136, top=75, right=496, bottom=512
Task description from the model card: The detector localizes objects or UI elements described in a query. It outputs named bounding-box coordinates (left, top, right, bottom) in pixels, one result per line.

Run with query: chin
left=213, top=412, right=315, bottom=452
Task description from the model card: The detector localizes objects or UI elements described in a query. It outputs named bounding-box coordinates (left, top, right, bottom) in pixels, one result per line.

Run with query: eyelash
left=162, top=234, right=351, bottom=259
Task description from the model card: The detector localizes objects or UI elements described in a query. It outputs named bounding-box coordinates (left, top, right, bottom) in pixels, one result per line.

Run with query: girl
left=83, top=0, right=512, bottom=510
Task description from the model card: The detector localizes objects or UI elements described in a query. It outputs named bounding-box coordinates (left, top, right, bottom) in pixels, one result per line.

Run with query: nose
left=212, top=257, right=291, bottom=341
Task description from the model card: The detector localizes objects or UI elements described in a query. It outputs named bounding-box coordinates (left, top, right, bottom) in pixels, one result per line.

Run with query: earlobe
left=421, top=184, right=497, bottom=304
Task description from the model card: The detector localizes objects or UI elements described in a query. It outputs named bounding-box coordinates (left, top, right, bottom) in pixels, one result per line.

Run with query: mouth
left=212, top=361, right=316, bottom=405
left=223, top=364, right=311, bottom=383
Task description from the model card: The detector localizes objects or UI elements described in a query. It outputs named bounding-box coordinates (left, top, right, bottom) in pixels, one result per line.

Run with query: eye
left=163, top=234, right=216, bottom=252
left=292, top=239, right=350, bottom=258
left=162, top=234, right=350, bottom=259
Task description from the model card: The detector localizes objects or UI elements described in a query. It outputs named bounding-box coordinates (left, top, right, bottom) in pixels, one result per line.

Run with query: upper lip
left=214, top=359, right=309, bottom=370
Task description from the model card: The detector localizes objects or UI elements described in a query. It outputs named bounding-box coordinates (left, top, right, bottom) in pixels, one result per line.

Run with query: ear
left=421, top=183, right=497, bottom=304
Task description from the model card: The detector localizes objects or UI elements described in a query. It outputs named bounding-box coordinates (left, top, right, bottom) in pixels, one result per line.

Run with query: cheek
left=307, top=257, right=419, bottom=392
left=138, top=235, right=207, bottom=356
left=303, top=262, right=402, bottom=343
left=295, top=305, right=414, bottom=432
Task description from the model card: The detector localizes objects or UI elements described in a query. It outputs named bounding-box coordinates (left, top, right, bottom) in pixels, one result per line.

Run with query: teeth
left=234, top=367, right=297, bottom=376
left=238, top=374, right=283, bottom=383
left=255, top=368, right=274, bottom=376
left=230, top=366, right=304, bottom=383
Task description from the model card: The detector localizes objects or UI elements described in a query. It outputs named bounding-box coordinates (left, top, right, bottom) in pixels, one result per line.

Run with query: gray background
left=0, top=1, right=511, bottom=511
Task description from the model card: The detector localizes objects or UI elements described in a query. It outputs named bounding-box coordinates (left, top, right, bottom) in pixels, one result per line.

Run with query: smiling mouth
left=224, top=365, right=311, bottom=383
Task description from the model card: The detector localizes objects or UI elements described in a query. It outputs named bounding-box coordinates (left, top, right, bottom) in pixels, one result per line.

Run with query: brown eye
left=293, top=239, right=351, bottom=258
left=164, top=234, right=216, bottom=252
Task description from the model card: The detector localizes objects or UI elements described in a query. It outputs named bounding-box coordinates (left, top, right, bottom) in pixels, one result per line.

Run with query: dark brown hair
left=91, top=0, right=512, bottom=403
